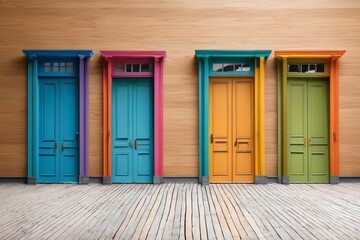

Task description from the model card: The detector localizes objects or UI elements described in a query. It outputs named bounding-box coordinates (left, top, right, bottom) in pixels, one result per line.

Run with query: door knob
left=54, top=142, right=57, bottom=151
left=303, top=138, right=306, bottom=146
left=308, top=138, right=312, bottom=146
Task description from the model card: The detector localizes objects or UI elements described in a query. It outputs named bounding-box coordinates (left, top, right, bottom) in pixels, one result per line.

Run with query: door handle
left=303, top=138, right=306, bottom=147
left=134, top=139, right=138, bottom=149
left=75, top=132, right=79, bottom=141
left=62, top=143, right=64, bottom=152
left=308, top=138, right=312, bottom=146
left=129, top=140, right=132, bottom=148
left=54, top=142, right=57, bottom=151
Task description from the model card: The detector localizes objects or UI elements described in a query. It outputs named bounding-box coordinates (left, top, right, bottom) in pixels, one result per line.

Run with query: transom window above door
left=212, top=63, right=251, bottom=72
left=288, top=63, right=326, bottom=74
left=115, top=63, right=153, bottom=73
left=44, top=62, right=74, bottom=73
left=112, top=61, right=154, bottom=77
left=39, top=59, right=78, bottom=77
left=209, top=59, right=255, bottom=76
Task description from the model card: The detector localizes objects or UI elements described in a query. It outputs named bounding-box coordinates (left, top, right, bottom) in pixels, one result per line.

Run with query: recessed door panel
left=288, top=79, right=329, bottom=183
left=39, top=155, right=57, bottom=177
left=112, top=78, right=153, bottom=183
left=115, top=153, right=130, bottom=176
left=62, top=155, right=78, bottom=177
left=38, top=78, right=79, bottom=182
left=210, top=77, right=254, bottom=183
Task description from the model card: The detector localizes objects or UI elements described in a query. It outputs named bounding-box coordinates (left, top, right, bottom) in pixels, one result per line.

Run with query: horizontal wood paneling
left=0, top=0, right=359, bottom=177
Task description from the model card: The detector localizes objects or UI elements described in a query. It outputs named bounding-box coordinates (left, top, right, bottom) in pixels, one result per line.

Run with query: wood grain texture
left=1, top=183, right=360, bottom=239
left=0, top=0, right=359, bottom=177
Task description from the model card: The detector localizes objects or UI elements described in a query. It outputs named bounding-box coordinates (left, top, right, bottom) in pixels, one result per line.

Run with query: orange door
left=210, top=77, right=254, bottom=183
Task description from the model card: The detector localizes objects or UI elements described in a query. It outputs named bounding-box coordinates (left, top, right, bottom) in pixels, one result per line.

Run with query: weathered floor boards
left=0, top=183, right=359, bottom=240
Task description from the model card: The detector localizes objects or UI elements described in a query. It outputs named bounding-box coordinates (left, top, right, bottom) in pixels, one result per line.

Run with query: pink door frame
left=100, top=50, right=166, bottom=184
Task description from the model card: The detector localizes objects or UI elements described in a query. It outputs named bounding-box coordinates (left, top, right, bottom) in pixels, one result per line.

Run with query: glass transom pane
left=289, top=63, right=326, bottom=73
left=212, top=63, right=252, bottom=72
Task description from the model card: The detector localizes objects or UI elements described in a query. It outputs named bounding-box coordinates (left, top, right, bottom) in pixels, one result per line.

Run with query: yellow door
left=209, top=78, right=232, bottom=182
left=210, top=77, right=254, bottom=183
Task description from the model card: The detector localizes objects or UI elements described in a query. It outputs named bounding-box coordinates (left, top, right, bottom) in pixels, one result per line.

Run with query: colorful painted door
left=209, top=77, right=254, bottom=183
left=287, top=79, right=329, bottom=183
left=38, top=78, right=79, bottom=182
left=112, top=78, right=154, bottom=183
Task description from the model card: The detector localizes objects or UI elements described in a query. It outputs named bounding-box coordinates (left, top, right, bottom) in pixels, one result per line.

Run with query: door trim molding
left=100, top=50, right=166, bottom=184
left=23, top=49, right=93, bottom=184
left=275, top=50, right=345, bottom=184
left=195, top=49, right=271, bottom=185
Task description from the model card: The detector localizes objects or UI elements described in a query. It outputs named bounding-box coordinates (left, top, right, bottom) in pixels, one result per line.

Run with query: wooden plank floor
left=0, top=183, right=359, bottom=240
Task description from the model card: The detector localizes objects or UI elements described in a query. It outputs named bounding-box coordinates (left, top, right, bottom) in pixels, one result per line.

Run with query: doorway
left=24, top=50, right=92, bottom=184
left=38, top=78, right=79, bottom=182
left=287, top=78, right=329, bottom=183
left=209, top=77, right=254, bottom=183
left=112, top=78, right=154, bottom=183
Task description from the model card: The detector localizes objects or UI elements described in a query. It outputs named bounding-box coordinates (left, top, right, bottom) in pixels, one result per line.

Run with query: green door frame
left=275, top=50, right=345, bottom=184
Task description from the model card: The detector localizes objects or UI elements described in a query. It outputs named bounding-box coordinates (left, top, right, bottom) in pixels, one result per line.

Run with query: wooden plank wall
left=0, top=0, right=359, bottom=177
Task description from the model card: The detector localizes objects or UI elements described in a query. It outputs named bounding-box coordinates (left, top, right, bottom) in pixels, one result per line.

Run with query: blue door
left=112, top=78, right=154, bottom=183
left=38, top=78, right=79, bottom=182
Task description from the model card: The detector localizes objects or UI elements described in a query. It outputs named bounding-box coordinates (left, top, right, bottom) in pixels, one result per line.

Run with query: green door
left=287, top=79, right=329, bottom=183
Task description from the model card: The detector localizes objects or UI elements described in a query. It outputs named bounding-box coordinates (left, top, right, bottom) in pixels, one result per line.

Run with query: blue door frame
left=23, top=50, right=92, bottom=184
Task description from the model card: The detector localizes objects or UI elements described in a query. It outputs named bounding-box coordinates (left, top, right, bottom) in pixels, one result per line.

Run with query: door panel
left=288, top=80, right=308, bottom=182
left=308, top=80, right=329, bottom=183
left=115, top=153, right=130, bottom=176
left=210, top=77, right=254, bottom=183
left=38, top=78, right=79, bottom=182
left=210, top=79, right=232, bottom=182
left=233, top=79, right=254, bottom=182
left=112, top=80, right=133, bottom=182
left=39, top=80, right=59, bottom=182
left=288, top=79, right=329, bottom=183
left=60, top=79, right=79, bottom=182
left=112, top=78, right=154, bottom=183
left=133, top=80, right=153, bottom=182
